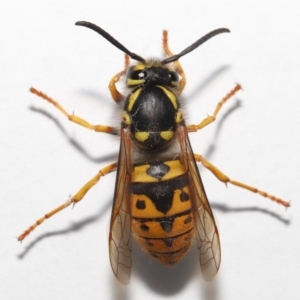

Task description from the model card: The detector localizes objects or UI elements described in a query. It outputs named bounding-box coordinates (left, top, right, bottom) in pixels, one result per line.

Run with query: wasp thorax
left=123, top=81, right=181, bottom=152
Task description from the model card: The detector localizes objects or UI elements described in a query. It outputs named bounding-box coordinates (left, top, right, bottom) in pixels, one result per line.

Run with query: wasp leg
left=30, top=88, right=118, bottom=134
left=194, top=154, right=290, bottom=207
left=187, top=84, right=241, bottom=132
left=18, top=162, right=118, bottom=242
left=109, top=54, right=130, bottom=103
left=162, top=30, right=186, bottom=94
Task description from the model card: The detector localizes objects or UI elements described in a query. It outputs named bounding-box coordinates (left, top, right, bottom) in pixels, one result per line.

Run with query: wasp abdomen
left=131, top=160, right=194, bottom=265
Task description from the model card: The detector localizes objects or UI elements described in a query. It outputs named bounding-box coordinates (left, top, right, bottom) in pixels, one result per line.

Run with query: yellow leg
left=30, top=88, right=118, bottom=134
left=162, top=30, right=186, bottom=94
left=18, top=162, right=118, bottom=241
left=108, top=54, right=130, bottom=103
left=187, top=84, right=242, bottom=132
left=194, top=154, right=290, bottom=208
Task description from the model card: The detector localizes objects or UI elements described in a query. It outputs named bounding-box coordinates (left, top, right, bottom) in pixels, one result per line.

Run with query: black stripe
left=132, top=209, right=192, bottom=223
left=149, top=244, right=190, bottom=255
left=132, top=174, right=188, bottom=214
left=140, top=228, right=194, bottom=241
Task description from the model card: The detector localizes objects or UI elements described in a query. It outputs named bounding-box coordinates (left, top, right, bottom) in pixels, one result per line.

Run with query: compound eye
left=130, top=70, right=146, bottom=80
left=169, top=71, right=179, bottom=82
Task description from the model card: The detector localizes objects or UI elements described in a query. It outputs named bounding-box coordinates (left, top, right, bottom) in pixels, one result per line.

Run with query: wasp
left=18, top=21, right=290, bottom=285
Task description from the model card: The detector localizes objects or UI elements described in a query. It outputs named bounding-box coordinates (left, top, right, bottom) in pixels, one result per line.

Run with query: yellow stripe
left=122, top=112, right=131, bottom=125
left=127, top=88, right=142, bottom=111
left=135, top=132, right=149, bottom=142
left=160, top=131, right=174, bottom=141
left=131, top=64, right=146, bottom=71
left=175, top=110, right=183, bottom=123
left=157, top=86, right=178, bottom=109
left=127, top=78, right=145, bottom=86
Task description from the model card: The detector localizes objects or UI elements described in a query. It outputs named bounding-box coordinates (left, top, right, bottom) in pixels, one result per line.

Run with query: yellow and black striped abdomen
left=131, top=160, right=194, bottom=265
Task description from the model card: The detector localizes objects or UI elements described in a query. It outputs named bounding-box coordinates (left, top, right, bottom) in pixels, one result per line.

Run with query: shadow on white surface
left=17, top=201, right=111, bottom=259
left=29, top=106, right=118, bottom=163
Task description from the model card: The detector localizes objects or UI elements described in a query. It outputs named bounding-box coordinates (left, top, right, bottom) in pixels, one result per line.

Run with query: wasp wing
left=177, top=125, right=221, bottom=281
left=109, top=128, right=132, bottom=285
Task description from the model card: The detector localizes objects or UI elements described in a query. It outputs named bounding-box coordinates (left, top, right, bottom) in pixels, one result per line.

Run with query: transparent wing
left=109, top=128, right=132, bottom=285
left=177, top=125, right=221, bottom=281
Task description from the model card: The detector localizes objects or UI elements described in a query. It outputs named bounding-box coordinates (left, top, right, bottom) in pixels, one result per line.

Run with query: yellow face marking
left=122, top=112, right=131, bottom=125
left=127, top=64, right=147, bottom=86
left=127, top=88, right=142, bottom=111
left=171, top=81, right=179, bottom=87
left=127, top=78, right=145, bottom=86
left=157, top=86, right=178, bottom=109
left=160, top=131, right=174, bottom=141
left=132, top=160, right=184, bottom=183
left=135, top=131, right=149, bottom=142
left=131, top=64, right=147, bottom=71
left=175, top=110, right=183, bottom=123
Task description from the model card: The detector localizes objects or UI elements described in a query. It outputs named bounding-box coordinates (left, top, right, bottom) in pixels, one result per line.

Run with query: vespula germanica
left=18, top=21, right=290, bottom=285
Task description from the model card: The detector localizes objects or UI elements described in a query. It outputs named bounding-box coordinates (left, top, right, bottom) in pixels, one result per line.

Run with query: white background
left=1, top=1, right=299, bottom=300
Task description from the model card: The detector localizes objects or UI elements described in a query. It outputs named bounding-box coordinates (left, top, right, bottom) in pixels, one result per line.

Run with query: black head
left=126, top=63, right=179, bottom=88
